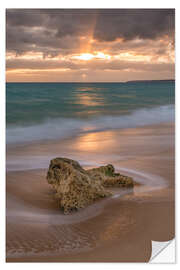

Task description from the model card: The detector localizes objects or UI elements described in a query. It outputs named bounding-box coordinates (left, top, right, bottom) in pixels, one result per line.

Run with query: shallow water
left=6, top=81, right=175, bottom=261
left=6, top=123, right=174, bottom=260
left=6, top=81, right=175, bottom=145
left=6, top=167, right=168, bottom=226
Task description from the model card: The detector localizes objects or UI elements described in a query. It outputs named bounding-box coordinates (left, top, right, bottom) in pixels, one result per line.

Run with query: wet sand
left=6, top=122, right=175, bottom=262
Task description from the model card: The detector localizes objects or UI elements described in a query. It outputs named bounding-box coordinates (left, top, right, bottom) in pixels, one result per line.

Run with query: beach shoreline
left=6, top=122, right=175, bottom=262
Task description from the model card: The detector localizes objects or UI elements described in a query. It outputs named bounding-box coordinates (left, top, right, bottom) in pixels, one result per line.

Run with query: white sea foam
left=6, top=104, right=174, bottom=145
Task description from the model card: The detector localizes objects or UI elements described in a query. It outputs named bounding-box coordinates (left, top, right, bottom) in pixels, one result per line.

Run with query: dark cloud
left=94, top=9, right=175, bottom=42
left=91, top=38, right=170, bottom=57
left=6, top=57, right=174, bottom=73
left=6, top=9, right=175, bottom=55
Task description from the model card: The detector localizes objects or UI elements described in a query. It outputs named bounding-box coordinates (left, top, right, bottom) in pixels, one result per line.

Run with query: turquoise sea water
left=6, top=81, right=175, bottom=144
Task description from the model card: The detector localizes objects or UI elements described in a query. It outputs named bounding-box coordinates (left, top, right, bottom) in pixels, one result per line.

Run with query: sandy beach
left=6, top=8, right=175, bottom=264
left=6, top=122, right=175, bottom=262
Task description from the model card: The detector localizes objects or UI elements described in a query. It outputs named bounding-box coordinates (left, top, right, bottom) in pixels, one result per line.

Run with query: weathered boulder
left=87, top=165, right=134, bottom=188
left=47, top=157, right=133, bottom=213
left=47, top=158, right=110, bottom=213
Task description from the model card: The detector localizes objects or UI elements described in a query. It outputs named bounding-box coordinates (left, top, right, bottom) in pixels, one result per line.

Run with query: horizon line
left=6, top=79, right=175, bottom=83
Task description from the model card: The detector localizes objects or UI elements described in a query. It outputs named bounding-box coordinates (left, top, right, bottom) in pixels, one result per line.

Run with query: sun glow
left=72, top=52, right=111, bottom=61
left=73, top=53, right=94, bottom=61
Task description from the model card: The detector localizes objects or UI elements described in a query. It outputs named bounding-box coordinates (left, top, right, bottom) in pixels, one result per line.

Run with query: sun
left=73, top=53, right=94, bottom=61
left=72, top=52, right=111, bottom=61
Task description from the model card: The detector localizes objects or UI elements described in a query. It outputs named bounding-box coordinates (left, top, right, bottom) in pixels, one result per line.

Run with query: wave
left=6, top=104, right=175, bottom=145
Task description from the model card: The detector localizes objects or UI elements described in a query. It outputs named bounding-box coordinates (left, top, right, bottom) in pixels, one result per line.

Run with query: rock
left=87, top=165, right=134, bottom=188
left=47, top=158, right=110, bottom=213
left=47, top=158, right=134, bottom=213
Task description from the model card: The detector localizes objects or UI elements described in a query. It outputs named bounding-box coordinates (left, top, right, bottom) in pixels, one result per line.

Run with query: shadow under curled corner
left=150, top=239, right=175, bottom=263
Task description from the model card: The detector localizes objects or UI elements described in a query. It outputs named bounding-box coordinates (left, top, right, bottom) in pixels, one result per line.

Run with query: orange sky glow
left=6, top=9, right=175, bottom=82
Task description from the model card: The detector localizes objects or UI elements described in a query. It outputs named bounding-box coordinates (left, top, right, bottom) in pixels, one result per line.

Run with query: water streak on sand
left=116, top=167, right=168, bottom=192
left=6, top=123, right=174, bottom=260
left=6, top=104, right=174, bottom=145
left=7, top=166, right=167, bottom=227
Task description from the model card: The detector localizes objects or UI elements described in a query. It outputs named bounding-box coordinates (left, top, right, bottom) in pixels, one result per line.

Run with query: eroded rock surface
left=87, top=164, right=134, bottom=188
left=47, top=158, right=133, bottom=213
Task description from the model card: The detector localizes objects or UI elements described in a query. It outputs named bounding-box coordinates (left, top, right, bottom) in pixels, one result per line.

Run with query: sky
left=6, top=9, right=175, bottom=82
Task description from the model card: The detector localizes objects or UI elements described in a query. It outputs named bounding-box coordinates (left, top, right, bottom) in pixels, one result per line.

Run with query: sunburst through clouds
left=6, top=9, right=175, bottom=82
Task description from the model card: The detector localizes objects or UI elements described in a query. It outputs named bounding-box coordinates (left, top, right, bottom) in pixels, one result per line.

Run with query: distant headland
left=126, top=79, right=175, bottom=83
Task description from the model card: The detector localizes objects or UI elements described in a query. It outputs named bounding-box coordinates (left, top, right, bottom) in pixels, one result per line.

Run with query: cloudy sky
left=6, top=9, right=175, bottom=82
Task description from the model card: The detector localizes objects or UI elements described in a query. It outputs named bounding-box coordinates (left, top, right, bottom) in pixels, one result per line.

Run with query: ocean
left=6, top=81, right=175, bottom=145
left=6, top=81, right=175, bottom=260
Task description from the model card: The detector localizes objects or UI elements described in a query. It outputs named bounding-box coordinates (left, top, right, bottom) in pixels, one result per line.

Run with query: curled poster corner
left=150, top=239, right=175, bottom=263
